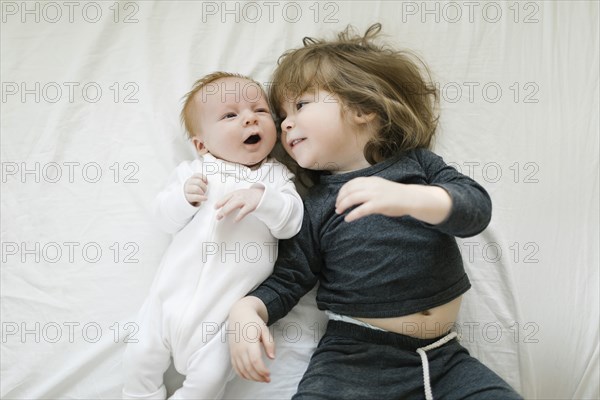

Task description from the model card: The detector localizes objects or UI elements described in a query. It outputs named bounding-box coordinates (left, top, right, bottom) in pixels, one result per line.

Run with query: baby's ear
left=192, top=136, right=208, bottom=155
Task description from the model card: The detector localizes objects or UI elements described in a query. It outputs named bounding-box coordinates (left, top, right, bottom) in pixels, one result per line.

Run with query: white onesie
left=122, top=154, right=303, bottom=399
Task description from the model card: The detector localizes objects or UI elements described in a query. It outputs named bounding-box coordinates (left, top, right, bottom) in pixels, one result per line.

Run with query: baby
left=122, top=72, right=304, bottom=399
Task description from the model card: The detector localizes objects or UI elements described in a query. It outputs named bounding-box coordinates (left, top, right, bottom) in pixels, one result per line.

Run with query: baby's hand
left=214, top=187, right=264, bottom=222
left=184, top=173, right=208, bottom=206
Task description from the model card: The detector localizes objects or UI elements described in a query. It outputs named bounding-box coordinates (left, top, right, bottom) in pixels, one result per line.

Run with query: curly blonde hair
left=269, top=23, right=439, bottom=184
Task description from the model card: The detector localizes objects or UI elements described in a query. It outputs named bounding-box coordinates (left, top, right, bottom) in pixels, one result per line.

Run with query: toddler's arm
left=228, top=191, right=321, bottom=382
left=336, top=177, right=452, bottom=225
left=414, top=148, right=492, bottom=237
left=335, top=149, right=491, bottom=238
left=228, top=296, right=275, bottom=383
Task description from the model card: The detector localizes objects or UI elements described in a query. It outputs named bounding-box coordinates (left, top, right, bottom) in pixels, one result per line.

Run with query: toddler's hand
left=336, top=176, right=452, bottom=224
left=229, top=298, right=275, bottom=383
left=215, top=187, right=264, bottom=222
left=335, top=176, right=414, bottom=222
left=184, top=173, right=208, bottom=206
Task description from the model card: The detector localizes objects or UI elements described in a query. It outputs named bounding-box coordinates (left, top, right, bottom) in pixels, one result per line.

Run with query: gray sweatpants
left=294, top=320, right=523, bottom=400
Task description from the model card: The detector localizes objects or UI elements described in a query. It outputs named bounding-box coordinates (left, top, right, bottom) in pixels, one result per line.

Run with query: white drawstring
left=327, top=313, right=458, bottom=400
left=325, top=311, right=387, bottom=331
left=416, top=331, right=458, bottom=400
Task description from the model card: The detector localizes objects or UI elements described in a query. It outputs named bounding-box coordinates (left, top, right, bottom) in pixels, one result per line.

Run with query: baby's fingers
left=215, top=198, right=243, bottom=220
left=186, top=194, right=207, bottom=204
left=186, top=179, right=208, bottom=195
left=233, top=204, right=255, bottom=222
left=214, top=193, right=233, bottom=210
left=190, top=173, right=208, bottom=183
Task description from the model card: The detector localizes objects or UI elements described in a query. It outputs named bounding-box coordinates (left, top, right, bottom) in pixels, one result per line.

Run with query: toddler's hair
left=269, top=23, right=439, bottom=166
left=180, top=71, right=263, bottom=139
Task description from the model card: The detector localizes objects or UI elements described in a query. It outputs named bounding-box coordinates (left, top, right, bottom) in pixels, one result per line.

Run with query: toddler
left=229, top=25, right=522, bottom=400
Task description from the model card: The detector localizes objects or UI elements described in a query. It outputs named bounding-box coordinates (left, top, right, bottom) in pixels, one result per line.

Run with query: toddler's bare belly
left=355, top=296, right=462, bottom=339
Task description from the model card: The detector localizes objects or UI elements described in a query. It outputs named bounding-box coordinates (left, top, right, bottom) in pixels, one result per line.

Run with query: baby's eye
left=255, top=108, right=270, bottom=113
left=222, top=113, right=237, bottom=119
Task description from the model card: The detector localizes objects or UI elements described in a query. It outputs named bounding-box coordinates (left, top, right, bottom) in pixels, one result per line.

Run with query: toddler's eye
left=296, top=101, right=308, bottom=110
left=255, top=108, right=270, bottom=113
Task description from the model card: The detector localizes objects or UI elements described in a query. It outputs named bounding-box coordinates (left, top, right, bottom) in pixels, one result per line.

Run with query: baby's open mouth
left=244, top=134, right=261, bottom=144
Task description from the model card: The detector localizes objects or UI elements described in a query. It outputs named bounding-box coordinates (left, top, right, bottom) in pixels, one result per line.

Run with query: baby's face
left=193, top=77, right=276, bottom=167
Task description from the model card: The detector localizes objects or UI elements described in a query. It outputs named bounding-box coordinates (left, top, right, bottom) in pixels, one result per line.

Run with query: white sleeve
left=250, top=163, right=303, bottom=239
left=152, top=161, right=201, bottom=234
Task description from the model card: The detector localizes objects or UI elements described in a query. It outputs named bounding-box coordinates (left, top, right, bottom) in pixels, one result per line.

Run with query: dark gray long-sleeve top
left=249, top=148, right=492, bottom=325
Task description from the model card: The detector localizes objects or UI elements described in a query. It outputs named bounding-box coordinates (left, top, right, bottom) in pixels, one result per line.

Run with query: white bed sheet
left=1, top=1, right=598, bottom=399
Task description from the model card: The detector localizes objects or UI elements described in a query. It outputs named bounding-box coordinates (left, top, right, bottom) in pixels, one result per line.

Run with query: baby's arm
left=251, top=163, right=303, bottom=239
left=153, top=162, right=207, bottom=234
left=214, top=187, right=265, bottom=222
left=215, top=162, right=303, bottom=239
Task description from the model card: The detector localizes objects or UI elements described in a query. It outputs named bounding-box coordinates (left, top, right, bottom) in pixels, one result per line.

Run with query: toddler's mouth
left=288, top=138, right=305, bottom=148
left=244, top=134, right=261, bottom=144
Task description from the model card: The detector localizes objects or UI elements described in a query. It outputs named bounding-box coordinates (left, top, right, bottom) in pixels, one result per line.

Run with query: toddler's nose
left=281, top=117, right=294, bottom=131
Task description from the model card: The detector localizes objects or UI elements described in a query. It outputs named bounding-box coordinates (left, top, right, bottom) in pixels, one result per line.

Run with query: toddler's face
left=193, top=77, right=276, bottom=167
left=279, top=90, right=371, bottom=174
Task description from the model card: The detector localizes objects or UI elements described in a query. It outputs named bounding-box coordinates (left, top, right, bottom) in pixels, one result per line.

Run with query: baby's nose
left=244, top=113, right=258, bottom=125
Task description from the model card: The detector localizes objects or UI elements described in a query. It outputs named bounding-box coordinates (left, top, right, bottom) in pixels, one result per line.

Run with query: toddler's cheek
left=280, top=141, right=294, bottom=159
